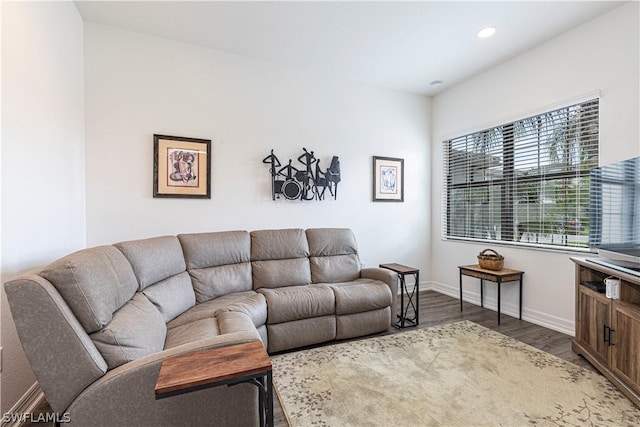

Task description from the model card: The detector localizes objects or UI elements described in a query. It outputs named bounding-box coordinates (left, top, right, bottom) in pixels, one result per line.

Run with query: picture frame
left=373, top=156, right=404, bottom=202
left=153, top=134, right=211, bottom=199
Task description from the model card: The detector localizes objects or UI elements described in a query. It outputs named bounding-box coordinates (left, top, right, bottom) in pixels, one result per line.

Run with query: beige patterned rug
left=271, top=321, right=640, bottom=426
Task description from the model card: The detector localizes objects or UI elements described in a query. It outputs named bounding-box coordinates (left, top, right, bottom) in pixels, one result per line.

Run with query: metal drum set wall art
left=262, top=148, right=341, bottom=201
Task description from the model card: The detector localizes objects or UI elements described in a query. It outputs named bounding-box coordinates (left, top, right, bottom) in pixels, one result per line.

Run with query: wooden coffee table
left=155, top=341, right=273, bottom=427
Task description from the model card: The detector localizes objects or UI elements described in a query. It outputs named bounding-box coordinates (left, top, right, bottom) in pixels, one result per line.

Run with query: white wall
left=84, top=23, right=432, bottom=273
left=431, top=2, right=640, bottom=334
left=1, top=1, right=85, bottom=413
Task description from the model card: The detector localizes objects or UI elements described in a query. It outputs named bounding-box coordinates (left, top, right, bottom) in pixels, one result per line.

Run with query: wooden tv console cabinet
left=571, top=257, right=640, bottom=407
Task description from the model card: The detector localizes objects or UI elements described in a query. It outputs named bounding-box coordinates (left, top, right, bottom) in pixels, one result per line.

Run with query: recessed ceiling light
left=430, top=80, right=443, bottom=87
left=477, top=27, right=497, bottom=38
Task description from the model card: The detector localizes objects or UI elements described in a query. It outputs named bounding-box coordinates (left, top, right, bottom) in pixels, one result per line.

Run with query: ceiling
left=74, top=1, right=625, bottom=96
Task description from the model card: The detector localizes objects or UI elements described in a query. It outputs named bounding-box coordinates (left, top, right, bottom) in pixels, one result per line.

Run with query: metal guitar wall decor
left=262, top=148, right=341, bottom=201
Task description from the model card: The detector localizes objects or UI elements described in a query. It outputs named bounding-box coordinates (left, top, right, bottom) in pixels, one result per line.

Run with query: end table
left=458, top=264, right=524, bottom=325
left=380, top=263, right=419, bottom=328
left=155, top=341, right=273, bottom=427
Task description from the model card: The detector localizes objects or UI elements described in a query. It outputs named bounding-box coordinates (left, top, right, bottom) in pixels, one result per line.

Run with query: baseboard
left=427, top=281, right=575, bottom=336
left=1, top=383, right=46, bottom=427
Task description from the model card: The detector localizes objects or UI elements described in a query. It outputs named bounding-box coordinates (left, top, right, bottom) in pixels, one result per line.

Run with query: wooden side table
left=155, top=341, right=273, bottom=427
left=458, top=264, right=524, bottom=325
left=380, top=263, right=419, bottom=328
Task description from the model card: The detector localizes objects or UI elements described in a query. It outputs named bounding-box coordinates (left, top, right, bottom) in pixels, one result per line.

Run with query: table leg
left=497, top=278, right=502, bottom=325
left=459, top=270, right=463, bottom=312
left=415, top=272, right=419, bottom=325
left=480, top=279, right=484, bottom=308
left=232, top=373, right=273, bottom=427
left=399, top=274, right=406, bottom=327
left=519, top=277, right=523, bottom=320
left=258, top=377, right=265, bottom=427
left=266, top=371, right=274, bottom=427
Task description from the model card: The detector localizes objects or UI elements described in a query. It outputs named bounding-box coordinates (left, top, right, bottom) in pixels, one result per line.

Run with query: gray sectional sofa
left=5, top=228, right=397, bottom=426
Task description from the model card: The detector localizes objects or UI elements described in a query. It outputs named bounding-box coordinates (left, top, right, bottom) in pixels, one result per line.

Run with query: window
left=442, top=98, right=599, bottom=249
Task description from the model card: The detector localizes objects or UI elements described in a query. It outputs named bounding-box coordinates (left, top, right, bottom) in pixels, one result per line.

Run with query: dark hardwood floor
left=27, top=290, right=593, bottom=426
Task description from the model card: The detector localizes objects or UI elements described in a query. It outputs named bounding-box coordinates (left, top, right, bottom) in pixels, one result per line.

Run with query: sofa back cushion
left=115, top=236, right=195, bottom=322
left=178, top=231, right=253, bottom=303
left=251, top=229, right=311, bottom=289
left=40, top=246, right=138, bottom=334
left=90, top=293, right=166, bottom=370
left=141, top=272, right=195, bottom=322
left=114, top=236, right=186, bottom=289
left=306, top=228, right=361, bottom=283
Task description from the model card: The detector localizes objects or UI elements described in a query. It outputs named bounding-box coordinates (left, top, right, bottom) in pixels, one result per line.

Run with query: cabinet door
left=611, top=302, right=640, bottom=395
left=576, top=286, right=610, bottom=363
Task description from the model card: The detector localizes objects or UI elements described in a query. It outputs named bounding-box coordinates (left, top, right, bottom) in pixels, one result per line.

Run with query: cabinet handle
left=603, top=325, right=615, bottom=346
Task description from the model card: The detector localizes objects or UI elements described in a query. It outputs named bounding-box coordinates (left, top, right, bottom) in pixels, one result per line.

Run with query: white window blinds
left=442, top=98, right=599, bottom=249
left=590, top=156, right=640, bottom=249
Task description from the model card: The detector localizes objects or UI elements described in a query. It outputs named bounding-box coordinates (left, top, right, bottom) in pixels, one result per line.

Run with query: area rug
left=271, top=321, right=640, bottom=426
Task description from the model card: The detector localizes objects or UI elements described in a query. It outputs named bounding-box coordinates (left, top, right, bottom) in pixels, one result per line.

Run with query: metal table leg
left=399, top=273, right=406, bottom=327
left=459, top=269, right=463, bottom=311
left=497, top=278, right=502, bottom=324
left=519, top=278, right=523, bottom=320
left=415, top=271, right=420, bottom=325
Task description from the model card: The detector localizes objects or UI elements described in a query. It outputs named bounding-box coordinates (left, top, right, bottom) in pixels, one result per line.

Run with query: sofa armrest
left=360, top=267, right=397, bottom=291
left=360, top=267, right=398, bottom=321
left=4, top=274, right=108, bottom=413
left=66, top=332, right=261, bottom=426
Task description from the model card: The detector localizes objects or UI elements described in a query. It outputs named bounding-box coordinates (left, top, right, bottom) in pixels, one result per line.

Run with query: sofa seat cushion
left=329, top=279, right=393, bottom=315
left=214, top=292, right=267, bottom=327
left=258, top=284, right=335, bottom=324
left=216, top=311, right=262, bottom=341
left=164, top=318, right=219, bottom=350
left=166, top=291, right=266, bottom=330
left=266, top=315, right=336, bottom=353
left=336, top=307, right=391, bottom=340
left=90, top=293, right=166, bottom=370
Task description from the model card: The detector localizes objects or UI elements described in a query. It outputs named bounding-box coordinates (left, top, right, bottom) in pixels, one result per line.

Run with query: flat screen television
left=588, top=155, right=640, bottom=276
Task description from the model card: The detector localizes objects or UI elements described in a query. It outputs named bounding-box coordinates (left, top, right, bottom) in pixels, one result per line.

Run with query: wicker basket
left=477, top=249, right=504, bottom=271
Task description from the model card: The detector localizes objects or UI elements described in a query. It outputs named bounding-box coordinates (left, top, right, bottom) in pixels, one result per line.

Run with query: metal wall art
left=263, top=148, right=341, bottom=201
left=153, top=134, right=211, bottom=199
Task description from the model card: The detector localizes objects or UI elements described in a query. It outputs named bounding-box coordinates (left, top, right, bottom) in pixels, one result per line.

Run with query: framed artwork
left=373, top=156, right=404, bottom=202
left=153, top=134, right=211, bottom=198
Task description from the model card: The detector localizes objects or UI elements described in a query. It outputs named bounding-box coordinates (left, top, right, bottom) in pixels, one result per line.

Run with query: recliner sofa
left=5, top=228, right=397, bottom=426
